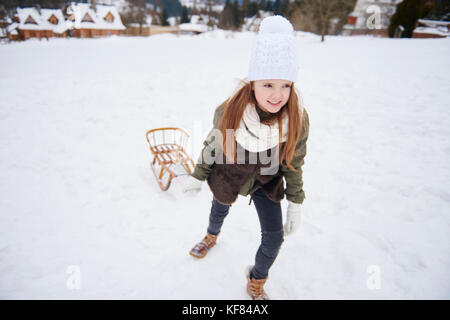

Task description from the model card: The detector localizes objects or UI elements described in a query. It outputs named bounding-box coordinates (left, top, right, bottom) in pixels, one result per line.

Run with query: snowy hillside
left=0, top=31, right=449, bottom=299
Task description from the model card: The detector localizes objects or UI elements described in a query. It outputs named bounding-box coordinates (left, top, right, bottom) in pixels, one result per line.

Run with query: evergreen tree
left=161, top=6, right=169, bottom=26
left=423, top=0, right=450, bottom=20
left=388, top=0, right=434, bottom=37
left=148, top=0, right=183, bottom=18
left=248, top=1, right=259, bottom=17
left=265, top=0, right=273, bottom=12
left=242, top=0, right=250, bottom=17
left=273, top=0, right=283, bottom=15
left=181, top=5, right=190, bottom=23
left=231, top=0, right=242, bottom=30
left=259, top=0, right=266, bottom=12
left=279, top=0, right=293, bottom=17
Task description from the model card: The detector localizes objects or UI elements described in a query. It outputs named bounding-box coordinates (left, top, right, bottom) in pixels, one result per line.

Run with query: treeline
left=184, top=0, right=357, bottom=41
left=2, top=0, right=447, bottom=40
left=216, top=0, right=291, bottom=30
left=2, top=0, right=72, bottom=10
left=0, top=0, right=358, bottom=40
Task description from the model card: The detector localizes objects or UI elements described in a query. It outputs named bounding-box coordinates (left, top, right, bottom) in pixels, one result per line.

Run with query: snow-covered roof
left=15, top=7, right=69, bottom=33
left=414, top=26, right=449, bottom=37
left=7, top=22, right=18, bottom=32
left=127, top=23, right=150, bottom=28
left=190, top=15, right=206, bottom=25
left=179, top=23, right=208, bottom=33
left=15, top=7, right=53, bottom=31
left=40, top=8, right=70, bottom=34
left=414, top=19, right=450, bottom=37
left=417, top=19, right=450, bottom=27
left=66, top=2, right=125, bottom=30
left=0, top=15, right=12, bottom=24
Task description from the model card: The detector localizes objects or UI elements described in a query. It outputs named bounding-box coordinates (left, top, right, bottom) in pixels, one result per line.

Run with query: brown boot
left=246, top=266, right=269, bottom=300
left=189, top=232, right=219, bottom=258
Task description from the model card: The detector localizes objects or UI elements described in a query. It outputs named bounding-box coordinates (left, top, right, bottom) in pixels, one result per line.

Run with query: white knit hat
left=247, top=15, right=299, bottom=83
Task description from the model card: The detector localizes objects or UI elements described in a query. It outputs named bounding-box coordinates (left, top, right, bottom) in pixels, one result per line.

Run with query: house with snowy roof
left=10, top=6, right=70, bottom=40
left=0, top=14, right=12, bottom=41
left=42, top=8, right=71, bottom=37
left=178, top=15, right=211, bottom=35
left=64, top=2, right=126, bottom=38
left=412, top=19, right=450, bottom=38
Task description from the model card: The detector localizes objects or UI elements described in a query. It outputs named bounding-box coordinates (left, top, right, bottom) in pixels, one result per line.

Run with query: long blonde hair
left=218, top=79, right=303, bottom=172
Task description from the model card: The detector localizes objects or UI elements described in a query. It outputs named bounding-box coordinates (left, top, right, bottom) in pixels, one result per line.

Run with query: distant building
left=0, top=14, right=12, bottom=41
left=342, top=0, right=402, bottom=37
left=125, top=23, right=152, bottom=37
left=179, top=23, right=207, bottom=35
left=413, top=19, right=450, bottom=38
left=9, top=6, right=69, bottom=40
left=7, top=3, right=126, bottom=41
left=64, top=2, right=126, bottom=38
left=178, top=15, right=213, bottom=35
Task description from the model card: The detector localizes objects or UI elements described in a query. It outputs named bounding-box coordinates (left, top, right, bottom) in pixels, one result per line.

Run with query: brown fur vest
left=206, top=142, right=285, bottom=205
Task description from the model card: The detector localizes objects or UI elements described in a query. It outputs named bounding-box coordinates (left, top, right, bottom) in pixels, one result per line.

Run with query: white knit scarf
left=235, top=103, right=289, bottom=152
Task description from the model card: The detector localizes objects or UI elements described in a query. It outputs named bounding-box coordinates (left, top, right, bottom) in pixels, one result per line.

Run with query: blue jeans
left=207, top=188, right=284, bottom=280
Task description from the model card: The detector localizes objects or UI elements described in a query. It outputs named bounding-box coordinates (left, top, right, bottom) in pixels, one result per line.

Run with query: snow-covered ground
left=1, top=31, right=449, bottom=299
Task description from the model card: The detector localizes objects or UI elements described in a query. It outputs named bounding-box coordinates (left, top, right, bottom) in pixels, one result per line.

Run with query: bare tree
left=202, top=0, right=222, bottom=30
left=120, top=0, right=150, bottom=34
left=219, top=0, right=234, bottom=30
left=291, top=0, right=355, bottom=41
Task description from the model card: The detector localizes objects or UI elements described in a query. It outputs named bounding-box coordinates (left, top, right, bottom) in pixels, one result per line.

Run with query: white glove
left=182, top=175, right=203, bottom=197
left=284, top=201, right=302, bottom=235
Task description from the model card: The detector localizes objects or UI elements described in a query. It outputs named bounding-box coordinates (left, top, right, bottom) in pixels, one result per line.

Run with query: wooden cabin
left=10, top=6, right=69, bottom=40
left=64, top=2, right=125, bottom=38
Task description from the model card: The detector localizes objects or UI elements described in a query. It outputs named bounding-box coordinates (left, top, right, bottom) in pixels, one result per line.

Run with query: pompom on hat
left=247, top=15, right=299, bottom=83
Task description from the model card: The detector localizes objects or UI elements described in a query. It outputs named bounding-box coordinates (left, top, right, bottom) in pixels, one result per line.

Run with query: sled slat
left=146, top=127, right=195, bottom=191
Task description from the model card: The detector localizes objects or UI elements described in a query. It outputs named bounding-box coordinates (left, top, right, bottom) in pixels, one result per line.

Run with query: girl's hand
left=284, top=201, right=302, bottom=235
left=182, top=175, right=203, bottom=197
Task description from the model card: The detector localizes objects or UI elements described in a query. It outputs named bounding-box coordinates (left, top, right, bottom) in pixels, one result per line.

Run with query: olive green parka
left=191, top=101, right=309, bottom=204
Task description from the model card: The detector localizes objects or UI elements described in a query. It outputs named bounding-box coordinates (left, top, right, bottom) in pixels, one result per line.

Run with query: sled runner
left=145, top=127, right=195, bottom=191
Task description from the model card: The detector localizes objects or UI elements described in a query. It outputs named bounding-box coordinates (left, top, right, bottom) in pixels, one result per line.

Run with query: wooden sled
left=145, top=127, right=195, bottom=191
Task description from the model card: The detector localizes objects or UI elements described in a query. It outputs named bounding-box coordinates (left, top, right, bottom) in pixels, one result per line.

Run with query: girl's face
left=252, top=79, right=292, bottom=113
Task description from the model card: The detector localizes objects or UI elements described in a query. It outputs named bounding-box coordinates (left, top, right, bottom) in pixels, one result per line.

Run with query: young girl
left=182, top=15, right=309, bottom=300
